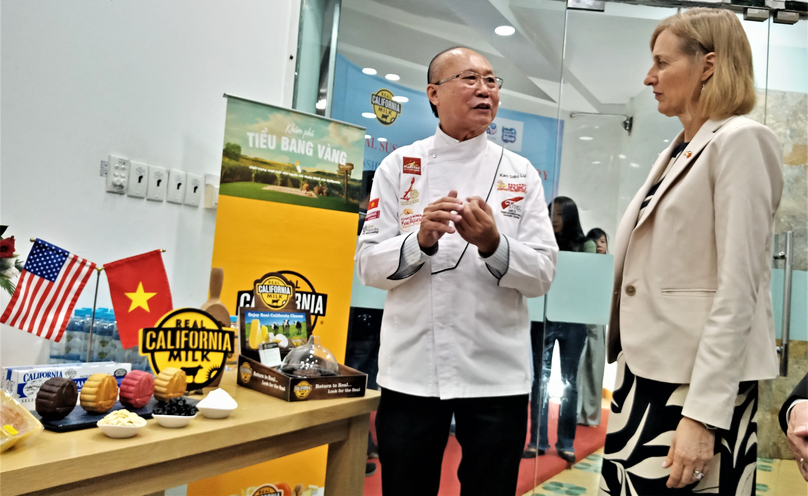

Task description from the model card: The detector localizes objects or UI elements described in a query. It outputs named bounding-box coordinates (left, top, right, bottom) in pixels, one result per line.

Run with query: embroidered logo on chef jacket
left=400, top=177, right=421, bottom=206
left=501, top=196, right=524, bottom=219
left=361, top=224, right=379, bottom=235
left=403, top=157, right=421, bottom=175
left=371, top=89, right=401, bottom=125
left=400, top=208, right=422, bottom=231
left=496, top=180, right=527, bottom=193
left=366, top=209, right=380, bottom=221
left=368, top=198, right=379, bottom=210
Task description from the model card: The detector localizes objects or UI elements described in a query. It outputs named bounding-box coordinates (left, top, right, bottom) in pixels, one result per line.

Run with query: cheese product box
left=2, top=362, right=131, bottom=411
left=236, top=355, right=366, bottom=402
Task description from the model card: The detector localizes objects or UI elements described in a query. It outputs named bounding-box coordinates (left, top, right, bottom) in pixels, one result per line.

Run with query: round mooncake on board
left=35, top=377, right=78, bottom=420
left=80, top=374, right=119, bottom=413
left=119, top=370, right=155, bottom=409
left=153, top=368, right=187, bottom=402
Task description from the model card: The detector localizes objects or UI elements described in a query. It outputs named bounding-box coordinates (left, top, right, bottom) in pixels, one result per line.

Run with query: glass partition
left=319, top=0, right=806, bottom=493
left=544, top=3, right=806, bottom=494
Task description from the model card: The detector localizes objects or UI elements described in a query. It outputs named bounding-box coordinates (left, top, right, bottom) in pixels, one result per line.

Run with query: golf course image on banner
left=220, top=96, right=366, bottom=213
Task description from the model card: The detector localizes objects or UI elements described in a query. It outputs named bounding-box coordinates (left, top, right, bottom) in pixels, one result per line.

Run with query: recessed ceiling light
left=392, top=96, right=409, bottom=103
left=378, top=137, right=387, bottom=142
left=362, top=68, right=377, bottom=75
left=663, top=139, right=670, bottom=143
left=579, top=136, right=593, bottom=141
left=362, top=112, right=375, bottom=118
left=385, top=74, right=400, bottom=81
left=630, top=163, right=641, bottom=168
left=592, top=161, right=601, bottom=164
left=495, top=26, right=516, bottom=36
left=315, top=99, right=327, bottom=110
left=365, top=134, right=371, bottom=139
left=619, top=154, right=627, bottom=159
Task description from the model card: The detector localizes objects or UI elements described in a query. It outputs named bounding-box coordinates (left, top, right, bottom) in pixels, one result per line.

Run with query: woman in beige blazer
left=599, top=8, right=783, bottom=495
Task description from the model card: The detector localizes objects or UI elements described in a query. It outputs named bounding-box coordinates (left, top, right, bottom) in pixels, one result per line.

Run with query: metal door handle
left=774, top=231, right=793, bottom=377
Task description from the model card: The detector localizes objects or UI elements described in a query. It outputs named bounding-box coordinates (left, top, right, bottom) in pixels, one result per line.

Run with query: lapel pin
left=684, top=150, right=692, bottom=158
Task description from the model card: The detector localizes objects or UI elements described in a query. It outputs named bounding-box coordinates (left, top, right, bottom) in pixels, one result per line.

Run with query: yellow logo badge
left=294, top=380, right=313, bottom=400
left=256, top=275, right=293, bottom=310
left=139, top=308, right=234, bottom=389
left=250, top=484, right=281, bottom=496
left=239, top=361, right=254, bottom=384
left=371, top=89, right=401, bottom=126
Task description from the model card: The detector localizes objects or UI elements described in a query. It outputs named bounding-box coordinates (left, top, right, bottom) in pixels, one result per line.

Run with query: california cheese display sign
left=139, top=308, right=234, bottom=390
left=186, top=96, right=365, bottom=496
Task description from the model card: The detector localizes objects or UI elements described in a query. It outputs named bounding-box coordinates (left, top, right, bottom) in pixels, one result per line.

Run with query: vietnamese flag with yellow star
left=104, top=250, right=173, bottom=348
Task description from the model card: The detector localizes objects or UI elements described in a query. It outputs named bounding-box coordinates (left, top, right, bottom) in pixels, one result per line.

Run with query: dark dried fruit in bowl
left=152, top=397, right=197, bottom=416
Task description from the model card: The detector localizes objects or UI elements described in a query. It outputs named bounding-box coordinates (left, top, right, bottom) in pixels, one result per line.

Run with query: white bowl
left=197, top=405, right=235, bottom=419
left=153, top=413, right=197, bottom=428
left=97, top=421, right=145, bottom=439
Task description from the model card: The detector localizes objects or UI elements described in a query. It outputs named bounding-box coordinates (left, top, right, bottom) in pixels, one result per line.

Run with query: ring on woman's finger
left=693, top=470, right=704, bottom=481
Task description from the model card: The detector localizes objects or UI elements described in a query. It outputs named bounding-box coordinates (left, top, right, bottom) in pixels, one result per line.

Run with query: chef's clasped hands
left=417, top=190, right=500, bottom=257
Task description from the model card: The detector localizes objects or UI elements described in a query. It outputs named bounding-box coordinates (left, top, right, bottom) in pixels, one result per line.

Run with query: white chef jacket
left=355, top=126, right=558, bottom=399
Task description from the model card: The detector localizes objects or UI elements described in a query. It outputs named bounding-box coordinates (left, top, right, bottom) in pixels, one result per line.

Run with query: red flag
left=105, top=250, right=173, bottom=348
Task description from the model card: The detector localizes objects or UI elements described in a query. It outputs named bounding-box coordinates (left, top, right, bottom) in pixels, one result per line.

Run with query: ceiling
left=338, top=0, right=806, bottom=116
left=338, top=0, right=679, bottom=115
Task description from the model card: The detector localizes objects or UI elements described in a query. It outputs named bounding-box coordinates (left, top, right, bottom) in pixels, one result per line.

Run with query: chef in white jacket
left=355, top=47, right=558, bottom=496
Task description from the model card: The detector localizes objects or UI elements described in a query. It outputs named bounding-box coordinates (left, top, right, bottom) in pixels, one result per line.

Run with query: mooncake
left=35, top=377, right=78, bottom=420
left=119, top=370, right=155, bottom=409
left=153, top=368, right=187, bottom=402
left=80, top=374, right=119, bottom=413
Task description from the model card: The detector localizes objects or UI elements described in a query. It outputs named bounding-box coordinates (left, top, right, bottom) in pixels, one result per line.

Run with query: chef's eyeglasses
left=432, top=70, right=503, bottom=90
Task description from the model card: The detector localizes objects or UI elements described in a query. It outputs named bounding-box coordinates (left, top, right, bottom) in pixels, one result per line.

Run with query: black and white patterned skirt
left=599, top=355, right=758, bottom=495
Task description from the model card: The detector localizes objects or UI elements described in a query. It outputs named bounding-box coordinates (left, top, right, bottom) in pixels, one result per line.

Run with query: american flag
left=0, top=239, right=96, bottom=341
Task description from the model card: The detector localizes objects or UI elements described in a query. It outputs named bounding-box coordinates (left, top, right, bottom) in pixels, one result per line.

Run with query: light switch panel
left=127, top=161, right=148, bottom=198
left=183, top=173, right=203, bottom=207
left=166, top=169, right=187, bottom=204
left=147, top=165, right=168, bottom=202
left=106, top=155, right=130, bottom=194
left=204, top=174, right=220, bottom=209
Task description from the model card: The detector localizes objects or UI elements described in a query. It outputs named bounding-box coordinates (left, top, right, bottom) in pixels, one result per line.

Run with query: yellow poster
left=188, top=97, right=364, bottom=496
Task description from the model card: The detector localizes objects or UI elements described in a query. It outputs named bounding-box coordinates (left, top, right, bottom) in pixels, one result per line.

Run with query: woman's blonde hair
left=651, top=8, right=756, bottom=118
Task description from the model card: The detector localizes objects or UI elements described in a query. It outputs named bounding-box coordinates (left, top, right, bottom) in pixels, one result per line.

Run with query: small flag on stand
left=105, top=250, right=173, bottom=348
left=0, top=239, right=96, bottom=342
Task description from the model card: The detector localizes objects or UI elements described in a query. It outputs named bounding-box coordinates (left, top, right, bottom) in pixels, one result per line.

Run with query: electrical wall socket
left=106, top=155, right=130, bottom=194
left=127, top=161, right=149, bottom=198
left=183, top=173, right=203, bottom=207
left=204, top=174, right=220, bottom=209
left=166, top=169, right=187, bottom=204
left=147, top=165, right=168, bottom=202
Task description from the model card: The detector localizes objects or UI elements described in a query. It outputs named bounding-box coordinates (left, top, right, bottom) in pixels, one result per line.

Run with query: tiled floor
left=522, top=450, right=807, bottom=496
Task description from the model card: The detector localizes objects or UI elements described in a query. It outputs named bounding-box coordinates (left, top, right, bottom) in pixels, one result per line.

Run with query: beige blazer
left=607, top=115, right=784, bottom=429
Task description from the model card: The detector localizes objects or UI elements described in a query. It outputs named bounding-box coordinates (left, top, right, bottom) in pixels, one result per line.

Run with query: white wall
left=0, top=0, right=299, bottom=366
